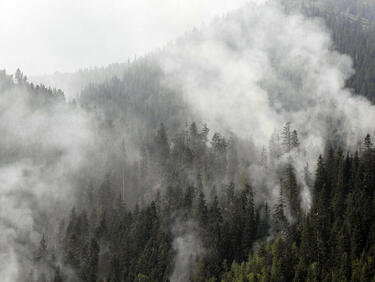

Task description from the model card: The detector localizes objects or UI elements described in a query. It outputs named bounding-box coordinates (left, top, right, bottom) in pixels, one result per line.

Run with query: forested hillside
left=3, top=0, right=375, bottom=281
left=79, top=60, right=188, bottom=143
left=31, top=63, right=127, bottom=100
left=56, top=126, right=375, bottom=281
left=56, top=1, right=375, bottom=281
left=32, top=1, right=375, bottom=281
left=221, top=138, right=375, bottom=281
left=299, top=0, right=375, bottom=101
left=31, top=0, right=375, bottom=103
left=0, top=68, right=65, bottom=106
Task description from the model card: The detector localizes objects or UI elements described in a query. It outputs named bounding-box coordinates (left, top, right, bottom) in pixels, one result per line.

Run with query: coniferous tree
left=281, top=122, right=292, bottom=153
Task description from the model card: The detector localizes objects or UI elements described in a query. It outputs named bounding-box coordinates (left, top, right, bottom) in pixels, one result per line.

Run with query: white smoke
left=0, top=87, right=93, bottom=281
left=2, top=0, right=375, bottom=280
left=170, top=220, right=204, bottom=282
left=159, top=0, right=375, bottom=209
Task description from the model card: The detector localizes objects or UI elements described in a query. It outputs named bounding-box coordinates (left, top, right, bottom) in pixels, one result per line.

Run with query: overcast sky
left=0, top=0, right=254, bottom=76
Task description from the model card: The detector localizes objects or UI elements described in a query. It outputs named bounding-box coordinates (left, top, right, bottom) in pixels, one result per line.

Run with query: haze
left=0, top=0, right=256, bottom=76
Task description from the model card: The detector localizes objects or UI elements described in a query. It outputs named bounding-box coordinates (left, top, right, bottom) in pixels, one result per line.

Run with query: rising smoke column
left=158, top=1, right=375, bottom=278
left=170, top=220, right=204, bottom=282
left=159, top=0, right=375, bottom=210
left=2, top=0, right=375, bottom=280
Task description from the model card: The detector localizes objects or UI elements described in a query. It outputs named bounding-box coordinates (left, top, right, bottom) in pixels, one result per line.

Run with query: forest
left=51, top=124, right=375, bottom=281
left=299, top=0, right=375, bottom=102
left=1, top=0, right=375, bottom=281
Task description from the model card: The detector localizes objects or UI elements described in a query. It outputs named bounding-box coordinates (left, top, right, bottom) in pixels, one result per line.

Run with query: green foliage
left=220, top=134, right=375, bottom=282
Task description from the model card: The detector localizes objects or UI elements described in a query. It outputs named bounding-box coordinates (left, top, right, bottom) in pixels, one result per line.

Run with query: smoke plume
left=159, top=0, right=375, bottom=210
left=2, top=0, right=375, bottom=280
left=0, top=85, right=93, bottom=281
left=170, top=220, right=204, bottom=282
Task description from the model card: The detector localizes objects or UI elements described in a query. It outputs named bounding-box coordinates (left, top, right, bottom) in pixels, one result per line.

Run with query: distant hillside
left=30, top=63, right=127, bottom=100
left=31, top=0, right=375, bottom=104
left=284, top=0, right=375, bottom=101
left=304, top=0, right=375, bottom=23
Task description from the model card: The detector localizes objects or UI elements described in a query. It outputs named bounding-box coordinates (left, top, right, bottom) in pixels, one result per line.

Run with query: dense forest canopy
left=1, top=0, right=375, bottom=281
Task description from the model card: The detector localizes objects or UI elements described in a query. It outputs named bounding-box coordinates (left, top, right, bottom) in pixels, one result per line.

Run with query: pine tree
left=90, top=238, right=100, bottom=279
left=281, top=122, right=292, bottom=153
left=273, top=185, right=288, bottom=234
left=284, top=163, right=299, bottom=217
left=196, top=191, right=208, bottom=226
left=314, top=155, right=326, bottom=196
left=15, top=68, right=27, bottom=84
left=154, top=123, right=170, bottom=167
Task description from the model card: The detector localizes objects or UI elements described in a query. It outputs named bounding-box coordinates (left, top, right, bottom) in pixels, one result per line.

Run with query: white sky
left=0, top=0, right=254, bottom=76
